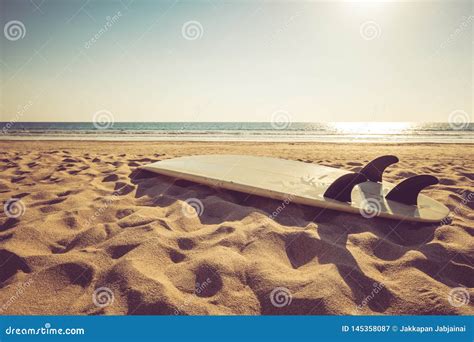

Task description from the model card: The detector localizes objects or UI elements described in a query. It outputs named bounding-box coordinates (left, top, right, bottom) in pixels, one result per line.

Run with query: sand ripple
left=0, top=142, right=473, bottom=315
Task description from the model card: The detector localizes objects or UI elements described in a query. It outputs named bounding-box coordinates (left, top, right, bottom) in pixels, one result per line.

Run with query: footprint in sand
left=16, top=262, right=95, bottom=314
left=57, top=190, right=73, bottom=197
left=103, top=174, right=119, bottom=182
left=194, top=265, right=223, bottom=298
left=177, top=238, right=195, bottom=250
left=0, top=249, right=31, bottom=284
left=0, top=218, right=20, bottom=232
left=115, top=208, right=135, bottom=220
left=107, top=244, right=139, bottom=259
left=11, top=176, right=26, bottom=183
left=114, top=182, right=135, bottom=196
left=27, top=162, right=38, bottom=168
left=0, top=182, right=10, bottom=193
left=169, top=250, right=186, bottom=263
left=32, top=197, right=67, bottom=213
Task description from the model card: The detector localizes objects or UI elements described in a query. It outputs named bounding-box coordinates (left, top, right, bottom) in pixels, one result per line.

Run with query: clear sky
left=0, top=0, right=472, bottom=122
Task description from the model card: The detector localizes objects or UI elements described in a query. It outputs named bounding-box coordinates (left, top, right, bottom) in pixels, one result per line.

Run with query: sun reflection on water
left=329, top=122, right=413, bottom=135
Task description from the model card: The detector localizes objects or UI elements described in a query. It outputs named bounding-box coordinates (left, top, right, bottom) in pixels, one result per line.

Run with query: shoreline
left=1, top=140, right=473, bottom=145
left=1, top=137, right=472, bottom=144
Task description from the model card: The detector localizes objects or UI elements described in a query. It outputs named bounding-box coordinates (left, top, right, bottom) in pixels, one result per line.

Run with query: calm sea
left=0, top=122, right=472, bottom=143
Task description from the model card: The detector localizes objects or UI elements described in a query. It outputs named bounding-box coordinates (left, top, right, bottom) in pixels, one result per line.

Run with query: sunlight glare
left=330, top=122, right=412, bottom=135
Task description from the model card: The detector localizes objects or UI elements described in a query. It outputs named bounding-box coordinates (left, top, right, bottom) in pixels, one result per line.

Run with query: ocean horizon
left=0, top=122, right=472, bottom=143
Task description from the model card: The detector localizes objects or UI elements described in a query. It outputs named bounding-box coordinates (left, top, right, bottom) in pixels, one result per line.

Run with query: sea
left=0, top=122, right=472, bottom=143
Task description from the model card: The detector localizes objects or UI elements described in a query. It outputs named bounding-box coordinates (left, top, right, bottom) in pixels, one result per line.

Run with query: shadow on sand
left=128, top=169, right=470, bottom=314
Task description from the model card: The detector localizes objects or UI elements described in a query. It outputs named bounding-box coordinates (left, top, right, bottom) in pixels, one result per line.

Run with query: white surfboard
left=141, top=155, right=450, bottom=223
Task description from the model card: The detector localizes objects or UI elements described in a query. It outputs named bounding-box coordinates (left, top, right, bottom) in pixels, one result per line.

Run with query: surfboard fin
left=359, top=155, right=399, bottom=183
left=385, top=175, right=439, bottom=205
left=324, top=173, right=368, bottom=203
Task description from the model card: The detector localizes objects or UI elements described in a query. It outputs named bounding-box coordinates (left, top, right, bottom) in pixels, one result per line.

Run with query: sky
left=0, top=0, right=472, bottom=122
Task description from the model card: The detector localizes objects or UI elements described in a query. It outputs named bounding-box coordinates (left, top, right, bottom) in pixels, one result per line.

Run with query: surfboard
left=141, top=155, right=450, bottom=223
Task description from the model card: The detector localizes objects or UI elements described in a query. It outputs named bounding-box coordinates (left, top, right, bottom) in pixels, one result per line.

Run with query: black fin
left=324, top=173, right=367, bottom=202
left=359, top=155, right=399, bottom=183
left=385, top=175, right=439, bottom=205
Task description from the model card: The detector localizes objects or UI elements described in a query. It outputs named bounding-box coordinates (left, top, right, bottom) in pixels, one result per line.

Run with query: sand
left=0, top=140, right=473, bottom=315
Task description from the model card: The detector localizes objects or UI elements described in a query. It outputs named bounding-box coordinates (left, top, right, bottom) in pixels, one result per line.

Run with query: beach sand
left=0, top=141, right=473, bottom=315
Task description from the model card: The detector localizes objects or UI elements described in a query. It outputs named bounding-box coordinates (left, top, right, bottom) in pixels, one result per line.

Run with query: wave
left=0, top=122, right=472, bottom=143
